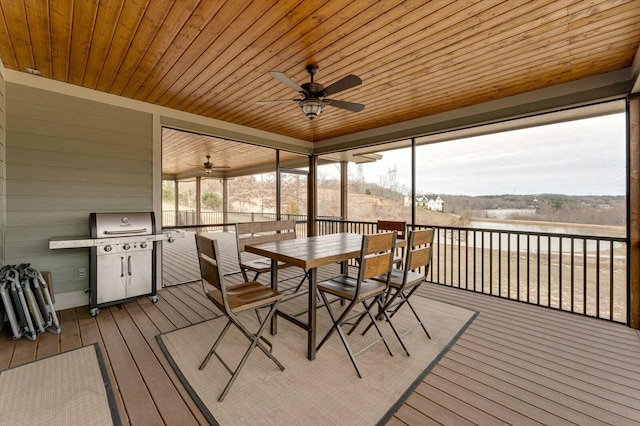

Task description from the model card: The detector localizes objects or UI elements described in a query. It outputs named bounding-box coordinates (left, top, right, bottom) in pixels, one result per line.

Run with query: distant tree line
left=444, top=194, right=625, bottom=226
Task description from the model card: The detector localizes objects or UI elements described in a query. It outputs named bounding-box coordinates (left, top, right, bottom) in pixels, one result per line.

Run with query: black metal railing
left=162, top=213, right=627, bottom=323
left=163, top=210, right=308, bottom=227
left=315, top=218, right=627, bottom=324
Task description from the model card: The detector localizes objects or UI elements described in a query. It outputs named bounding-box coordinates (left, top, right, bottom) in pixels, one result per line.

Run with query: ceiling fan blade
left=269, top=71, right=308, bottom=95
left=325, top=99, right=365, bottom=112
left=256, top=99, right=299, bottom=105
left=323, top=75, right=362, bottom=96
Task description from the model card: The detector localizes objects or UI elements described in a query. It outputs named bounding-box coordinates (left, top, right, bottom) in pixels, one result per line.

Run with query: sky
left=340, top=112, right=627, bottom=196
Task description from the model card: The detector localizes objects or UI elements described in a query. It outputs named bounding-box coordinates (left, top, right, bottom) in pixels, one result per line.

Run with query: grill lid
left=90, top=212, right=156, bottom=238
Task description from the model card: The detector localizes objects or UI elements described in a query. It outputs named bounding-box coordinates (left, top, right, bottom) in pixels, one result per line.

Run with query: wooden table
left=245, top=232, right=364, bottom=360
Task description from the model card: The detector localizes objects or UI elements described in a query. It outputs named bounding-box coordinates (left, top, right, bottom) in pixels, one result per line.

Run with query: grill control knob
left=123, top=243, right=131, bottom=250
left=140, top=242, right=147, bottom=249
left=104, top=245, right=112, bottom=252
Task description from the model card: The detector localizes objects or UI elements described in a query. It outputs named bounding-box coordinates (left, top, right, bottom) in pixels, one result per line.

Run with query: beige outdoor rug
left=158, top=295, right=476, bottom=425
left=0, top=344, right=120, bottom=426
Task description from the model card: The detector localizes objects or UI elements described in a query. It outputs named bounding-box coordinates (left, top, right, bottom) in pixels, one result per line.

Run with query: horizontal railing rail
left=162, top=214, right=627, bottom=323
left=315, top=218, right=627, bottom=324
left=162, top=210, right=308, bottom=227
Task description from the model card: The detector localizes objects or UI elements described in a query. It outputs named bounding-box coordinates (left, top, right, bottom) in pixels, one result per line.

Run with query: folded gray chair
left=196, top=234, right=285, bottom=402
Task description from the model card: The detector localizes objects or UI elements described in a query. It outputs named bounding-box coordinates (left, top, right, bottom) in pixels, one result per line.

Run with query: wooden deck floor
left=1, top=232, right=639, bottom=425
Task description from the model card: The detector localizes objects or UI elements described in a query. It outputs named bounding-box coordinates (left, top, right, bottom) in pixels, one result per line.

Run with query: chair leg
left=402, top=295, right=431, bottom=339
left=346, top=298, right=376, bottom=335
left=228, top=308, right=285, bottom=370
left=316, top=290, right=352, bottom=351
left=379, top=300, right=411, bottom=356
left=363, top=297, right=394, bottom=357
left=218, top=304, right=285, bottom=402
left=199, top=319, right=233, bottom=371
left=334, top=320, right=363, bottom=378
left=361, top=288, right=402, bottom=336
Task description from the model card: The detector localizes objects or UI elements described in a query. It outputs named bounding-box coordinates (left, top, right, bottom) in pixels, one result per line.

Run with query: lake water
left=446, top=218, right=627, bottom=255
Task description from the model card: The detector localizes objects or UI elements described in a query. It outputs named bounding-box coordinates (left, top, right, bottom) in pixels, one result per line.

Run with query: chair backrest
left=405, top=228, right=435, bottom=275
left=359, top=231, right=397, bottom=282
left=195, top=234, right=224, bottom=293
left=378, top=220, right=406, bottom=239
left=235, top=220, right=297, bottom=252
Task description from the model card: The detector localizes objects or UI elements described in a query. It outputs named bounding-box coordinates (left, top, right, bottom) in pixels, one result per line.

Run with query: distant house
left=408, top=195, right=444, bottom=212
left=427, top=196, right=444, bottom=212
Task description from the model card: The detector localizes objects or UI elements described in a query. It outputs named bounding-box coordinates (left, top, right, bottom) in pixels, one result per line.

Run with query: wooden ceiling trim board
left=82, top=0, right=125, bottom=89
left=187, top=0, right=369, bottom=117
left=322, top=52, right=575, bottom=135
left=218, top=1, right=523, bottom=129
left=313, top=69, right=633, bottom=154
left=0, top=2, right=19, bottom=69
left=191, top=0, right=408, bottom=118
left=145, top=0, right=253, bottom=105
left=107, top=0, right=177, bottom=95
left=165, top=0, right=304, bottom=111
left=159, top=115, right=310, bottom=154
left=130, top=0, right=227, bottom=101
left=49, top=0, right=73, bottom=81
left=24, top=0, right=52, bottom=78
left=67, top=0, right=99, bottom=85
left=569, top=1, right=640, bottom=31
left=152, top=0, right=277, bottom=107
left=95, top=0, right=151, bottom=92
left=0, top=0, right=34, bottom=72
left=117, top=0, right=199, bottom=97
left=207, top=0, right=445, bottom=122
left=566, top=0, right=634, bottom=21
left=229, top=3, right=584, bottom=133
left=325, top=3, right=572, bottom=104
left=290, top=5, right=624, bottom=137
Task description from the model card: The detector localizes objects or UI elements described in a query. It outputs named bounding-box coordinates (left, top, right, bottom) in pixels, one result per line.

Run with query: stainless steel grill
left=49, top=211, right=179, bottom=316
left=88, top=212, right=159, bottom=316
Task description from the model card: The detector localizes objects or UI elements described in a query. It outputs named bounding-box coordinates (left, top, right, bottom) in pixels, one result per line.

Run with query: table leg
left=308, top=267, right=317, bottom=360
left=270, top=259, right=278, bottom=335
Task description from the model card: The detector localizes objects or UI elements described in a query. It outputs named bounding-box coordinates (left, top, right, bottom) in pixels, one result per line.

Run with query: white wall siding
left=5, top=82, right=153, bottom=300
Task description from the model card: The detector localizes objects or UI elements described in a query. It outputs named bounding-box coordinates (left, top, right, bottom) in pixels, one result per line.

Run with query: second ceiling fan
left=257, top=65, right=364, bottom=120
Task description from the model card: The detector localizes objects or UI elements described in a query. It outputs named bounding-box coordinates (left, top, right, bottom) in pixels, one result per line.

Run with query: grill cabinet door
left=96, top=254, right=127, bottom=304
left=126, top=249, right=153, bottom=298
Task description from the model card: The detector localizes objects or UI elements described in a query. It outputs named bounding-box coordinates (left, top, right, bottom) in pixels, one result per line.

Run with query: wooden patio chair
left=195, top=234, right=285, bottom=402
left=378, top=220, right=406, bottom=267
left=315, top=231, right=397, bottom=378
left=235, top=220, right=309, bottom=292
left=364, top=228, right=435, bottom=356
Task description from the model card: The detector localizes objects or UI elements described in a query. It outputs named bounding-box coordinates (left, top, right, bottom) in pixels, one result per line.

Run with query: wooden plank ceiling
left=0, top=0, right=639, bottom=176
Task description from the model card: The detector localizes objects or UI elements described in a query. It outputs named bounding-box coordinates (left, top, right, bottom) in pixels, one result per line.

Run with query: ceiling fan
left=201, top=155, right=230, bottom=175
left=257, top=65, right=364, bottom=120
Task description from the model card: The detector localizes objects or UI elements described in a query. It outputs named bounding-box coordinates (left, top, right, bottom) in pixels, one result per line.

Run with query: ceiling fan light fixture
left=300, top=99, right=323, bottom=120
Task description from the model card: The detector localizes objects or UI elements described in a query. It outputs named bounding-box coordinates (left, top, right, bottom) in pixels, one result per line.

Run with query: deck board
left=124, top=300, right=210, bottom=426
left=97, top=307, right=164, bottom=425
left=111, top=304, right=200, bottom=425
left=1, top=236, right=639, bottom=425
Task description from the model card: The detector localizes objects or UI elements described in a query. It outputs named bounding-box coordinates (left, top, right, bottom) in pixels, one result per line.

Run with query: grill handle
left=103, top=228, right=147, bottom=235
